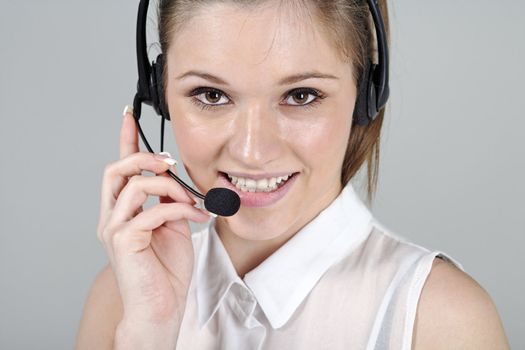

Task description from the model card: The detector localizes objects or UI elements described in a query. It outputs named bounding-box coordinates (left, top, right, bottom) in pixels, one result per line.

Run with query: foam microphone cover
left=204, top=188, right=241, bottom=217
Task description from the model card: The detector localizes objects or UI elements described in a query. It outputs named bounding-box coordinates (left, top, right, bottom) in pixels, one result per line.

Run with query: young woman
left=76, top=0, right=509, bottom=348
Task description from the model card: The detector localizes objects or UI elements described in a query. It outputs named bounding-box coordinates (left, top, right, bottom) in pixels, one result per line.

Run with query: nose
left=226, top=102, right=283, bottom=168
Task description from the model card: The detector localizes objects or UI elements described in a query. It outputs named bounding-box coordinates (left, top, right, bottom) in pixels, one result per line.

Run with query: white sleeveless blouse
left=175, top=183, right=464, bottom=350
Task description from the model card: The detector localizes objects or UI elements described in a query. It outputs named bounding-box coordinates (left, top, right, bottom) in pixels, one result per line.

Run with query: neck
left=216, top=225, right=292, bottom=278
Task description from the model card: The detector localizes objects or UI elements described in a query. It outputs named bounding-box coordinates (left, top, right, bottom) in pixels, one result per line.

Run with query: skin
left=165, top=2, right=355, bottom=277
left=75, top=1, right=510, bottom=349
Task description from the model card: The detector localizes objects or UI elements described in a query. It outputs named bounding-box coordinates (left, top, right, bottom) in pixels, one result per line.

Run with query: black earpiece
left=134, top=0, right=170, bottom=122
left=150, top=53, right=171, bottom=120
left=352, top=0, right=390, bottom=126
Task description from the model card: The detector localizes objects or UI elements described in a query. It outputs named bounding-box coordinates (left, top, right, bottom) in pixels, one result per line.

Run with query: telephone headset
left=130, top=0, right=389, bottom=217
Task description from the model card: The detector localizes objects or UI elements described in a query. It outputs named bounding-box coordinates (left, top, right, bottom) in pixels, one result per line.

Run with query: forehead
left=168, top=2, right=351, bottom=85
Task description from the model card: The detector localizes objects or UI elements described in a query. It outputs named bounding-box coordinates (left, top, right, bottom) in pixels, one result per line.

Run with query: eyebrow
left=175, top=70, right=339, bottom=86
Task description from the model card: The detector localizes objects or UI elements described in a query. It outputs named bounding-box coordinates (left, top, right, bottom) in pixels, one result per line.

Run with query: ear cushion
left=151, top=54, right=171, bottom=120
left=352, top=60, right=378, bottom=126
left=366, top=63, right=378, bottom=120
left=353, top=61, right=372, bottom=125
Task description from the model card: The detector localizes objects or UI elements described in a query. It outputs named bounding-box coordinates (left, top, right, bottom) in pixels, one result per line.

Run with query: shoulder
left=75, top=264, right=123, bottom=350
left=412, top=257, right=510, bottom=349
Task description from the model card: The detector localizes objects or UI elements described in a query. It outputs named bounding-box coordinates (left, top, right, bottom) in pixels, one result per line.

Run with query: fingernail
left=158, top=151, right=172, bottom=158
left=194, top=200, right=218, bottom=217
left=199, top=207, right=218, bottom=218
left=123, top=105, right=134, bottom=117
left=192, top=195, right=217, bottom=217
left=154, top=153, right=177, bottom=166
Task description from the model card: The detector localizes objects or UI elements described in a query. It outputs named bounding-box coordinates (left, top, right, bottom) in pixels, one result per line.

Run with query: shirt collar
left=196, top=182, right=373, bottom=329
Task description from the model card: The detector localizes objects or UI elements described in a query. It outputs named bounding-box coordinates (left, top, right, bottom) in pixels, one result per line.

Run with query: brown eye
left=284, top=88, right=323, bottom=107
left=189, top=87, right=230, bottom=109
left=291, top=91, right=309, bottom=104
left=205, top=91, right=221, bottom=103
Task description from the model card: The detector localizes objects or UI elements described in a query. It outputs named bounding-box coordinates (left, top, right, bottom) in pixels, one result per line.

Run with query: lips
left=218, top=171, right=299, bottom=208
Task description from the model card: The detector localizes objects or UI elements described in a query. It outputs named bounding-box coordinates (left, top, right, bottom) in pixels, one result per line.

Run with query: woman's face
left=165, top=2, right=357, bottom=241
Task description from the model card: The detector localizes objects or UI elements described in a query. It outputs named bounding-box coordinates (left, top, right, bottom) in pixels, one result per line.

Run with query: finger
left=155, top=160, right=197, bottom=206
left=120, top=105, right=139, bottom=159
left=131, top=202, right=210, bottom=233
left=159, top=161, right=202, bottom=206
left=101, top=152, right=174, bottom=207
left=99, top=152, right=177, bottom=230
left=159, top=175, right=176, bottom=204
left=158, top=164, right=180, bottom=204
left=112, top=203, right=210, bottom=254
left=109, top=174, right=199, bottom=225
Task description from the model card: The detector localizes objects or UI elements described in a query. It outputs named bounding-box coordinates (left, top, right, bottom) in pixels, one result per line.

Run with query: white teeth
left=244, top=179, right=257, bottom=188
left=237, top=177, right=245, bottom=186
left=226, top=173, right=294, bottom=192
left=256, top=178, right=268, bottom=190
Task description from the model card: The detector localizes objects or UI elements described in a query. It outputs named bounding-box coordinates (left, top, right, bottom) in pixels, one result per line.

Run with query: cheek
left=289, top=113, right=351, bottom=167
left=169, top=107, right=224, bottom=166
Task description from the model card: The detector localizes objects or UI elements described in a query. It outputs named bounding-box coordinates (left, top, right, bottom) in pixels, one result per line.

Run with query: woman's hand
left=96, top=107, right=210, bottom=346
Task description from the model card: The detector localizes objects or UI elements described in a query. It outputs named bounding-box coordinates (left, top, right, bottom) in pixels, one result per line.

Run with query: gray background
left=0, top=0, right=523, bottom=348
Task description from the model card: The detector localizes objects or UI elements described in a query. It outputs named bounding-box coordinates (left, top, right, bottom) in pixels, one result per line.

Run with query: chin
left=220, top=210, right=292, bottom=241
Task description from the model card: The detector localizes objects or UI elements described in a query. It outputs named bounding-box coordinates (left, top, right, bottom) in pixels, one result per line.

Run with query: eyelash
left=187, top=86, right=326, bottom=112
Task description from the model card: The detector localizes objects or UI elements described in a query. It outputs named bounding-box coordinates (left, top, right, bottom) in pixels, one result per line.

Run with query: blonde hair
left=158, top=0, right=390, bottom=205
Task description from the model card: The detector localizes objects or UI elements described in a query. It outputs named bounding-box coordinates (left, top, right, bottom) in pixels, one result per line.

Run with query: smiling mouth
left=219, top=171, right=298, bottom=193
